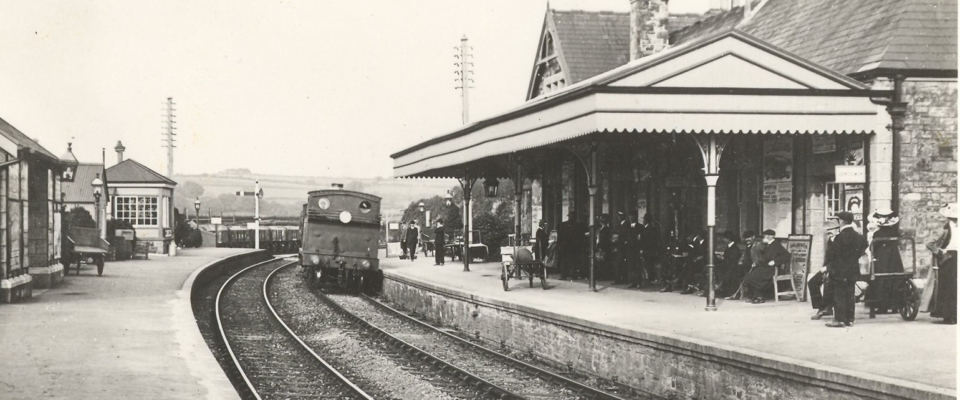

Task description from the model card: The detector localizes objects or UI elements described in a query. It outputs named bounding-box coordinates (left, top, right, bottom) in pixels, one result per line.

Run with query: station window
left=825, top=182, right=842, bottom=220
left=114, top=196, right=159, bottom=226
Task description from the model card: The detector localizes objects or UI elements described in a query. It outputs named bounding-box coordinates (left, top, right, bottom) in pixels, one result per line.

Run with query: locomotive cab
left=299, top=189, right=382, bottom=293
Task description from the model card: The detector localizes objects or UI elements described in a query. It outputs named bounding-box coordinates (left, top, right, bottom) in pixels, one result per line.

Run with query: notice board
left=786, top=234, right=813, bottom=301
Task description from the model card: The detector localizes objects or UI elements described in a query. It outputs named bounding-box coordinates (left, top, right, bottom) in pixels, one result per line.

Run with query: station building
left=0, top=117, right=65, bottom=302
left=391, top=0, right=956, bottom=289
left=104, top=142, right=177, bottom=255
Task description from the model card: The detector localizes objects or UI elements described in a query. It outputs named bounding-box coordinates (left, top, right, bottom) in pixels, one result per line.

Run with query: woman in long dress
left=928, top=203, right=957, bottom=324
left=865, top=208, right=904, bottom=312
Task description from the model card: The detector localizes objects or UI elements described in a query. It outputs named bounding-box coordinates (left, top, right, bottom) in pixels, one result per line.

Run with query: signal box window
left=115, top=196, right=159, bottom=226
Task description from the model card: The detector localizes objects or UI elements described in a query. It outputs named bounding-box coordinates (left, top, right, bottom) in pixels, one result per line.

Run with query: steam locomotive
left=299, top=188, right=382, bottom=293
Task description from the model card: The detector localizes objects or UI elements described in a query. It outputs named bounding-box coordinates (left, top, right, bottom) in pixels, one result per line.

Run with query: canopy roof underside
left=392, top=30, right=891, bottom=179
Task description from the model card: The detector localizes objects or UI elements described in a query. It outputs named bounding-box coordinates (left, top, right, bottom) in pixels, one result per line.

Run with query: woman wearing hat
left=928, top=203, right=958, bottom=324
left=864, top=208, right=905, bottom=314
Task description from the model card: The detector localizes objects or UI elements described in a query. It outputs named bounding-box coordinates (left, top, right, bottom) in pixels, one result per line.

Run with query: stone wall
left=896, top=79, right=957, bottom=275
left=381, top=274, right=948, bottom=400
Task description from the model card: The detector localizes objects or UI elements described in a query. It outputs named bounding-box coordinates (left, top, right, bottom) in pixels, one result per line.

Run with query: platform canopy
left=392, top=30, right=891, bottom=178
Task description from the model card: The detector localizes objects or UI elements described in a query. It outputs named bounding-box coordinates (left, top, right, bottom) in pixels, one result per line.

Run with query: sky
left=0, top=0, right=711, bottom=179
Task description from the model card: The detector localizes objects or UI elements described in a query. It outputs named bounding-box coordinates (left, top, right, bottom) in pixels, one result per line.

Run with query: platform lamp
left=483, top=177, right=499, bottom=197
left=91, top=173, right=103, bottom=238
left=60, top=192, right=67, bottom=213
left=418, top=201, right=425, bottom=227
left=194, top=197, right=201, bottom=221
left=444, top=190, right=454, bottom=207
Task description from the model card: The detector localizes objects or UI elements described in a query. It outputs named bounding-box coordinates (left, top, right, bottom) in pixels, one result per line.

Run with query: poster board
left=786, top=234, right=813, bottom=301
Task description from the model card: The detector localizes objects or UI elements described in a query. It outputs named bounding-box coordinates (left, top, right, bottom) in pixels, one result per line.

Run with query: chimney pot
left=115, top=140, right=125, bottom=164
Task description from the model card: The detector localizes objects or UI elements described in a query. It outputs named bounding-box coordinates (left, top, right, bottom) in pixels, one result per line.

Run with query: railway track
left=318, top=289, right=630, bottom=400
left=216, top=258, right=374, bottom=400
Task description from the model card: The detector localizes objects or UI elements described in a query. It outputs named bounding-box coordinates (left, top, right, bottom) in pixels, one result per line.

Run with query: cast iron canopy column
left=563, top=142, right=599, bottom=292
left=457, top=172, right=477, bottom=272
left=693, top=134, right=730, bottom=311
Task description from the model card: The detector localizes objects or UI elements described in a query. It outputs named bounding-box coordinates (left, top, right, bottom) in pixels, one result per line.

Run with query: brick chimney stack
left=114, top=141, right=125, bottom=164
left=630, top=0, right=670, bottom=61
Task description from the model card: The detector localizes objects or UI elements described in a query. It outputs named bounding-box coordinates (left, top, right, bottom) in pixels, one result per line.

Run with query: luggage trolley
left=865, top=237, right=920, bottom=320
left=500, top=235, right=546, bottom=291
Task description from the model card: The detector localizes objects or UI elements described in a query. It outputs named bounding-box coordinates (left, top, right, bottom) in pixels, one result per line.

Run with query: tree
left=181, top=181, right=205, bottom=199
left=67, top=207, right=97, bottom=229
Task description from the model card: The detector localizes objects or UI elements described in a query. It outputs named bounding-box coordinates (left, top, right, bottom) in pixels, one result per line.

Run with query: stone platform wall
left=381, top=274, right=951, bottom=400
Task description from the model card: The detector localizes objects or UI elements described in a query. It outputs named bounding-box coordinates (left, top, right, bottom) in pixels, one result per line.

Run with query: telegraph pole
left=163, top=97, right=177, bottom=177
left=455, top=36, right=475, bottom=268
left=455, top=35, right=474, bottom=124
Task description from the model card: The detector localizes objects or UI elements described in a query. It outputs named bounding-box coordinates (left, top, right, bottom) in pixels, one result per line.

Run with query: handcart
left=500, top=244, right=546, bottom=291
left=864, top=237, right=919, bottom=320
left=64, top=227, right=110, bottom=276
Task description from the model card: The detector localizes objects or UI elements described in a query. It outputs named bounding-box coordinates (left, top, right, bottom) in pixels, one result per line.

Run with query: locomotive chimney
left=115, top=141, right=126, bottom=164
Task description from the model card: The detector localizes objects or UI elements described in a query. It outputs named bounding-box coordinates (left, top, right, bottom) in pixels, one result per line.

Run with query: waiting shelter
left=392, top=30, right=895, bottom=308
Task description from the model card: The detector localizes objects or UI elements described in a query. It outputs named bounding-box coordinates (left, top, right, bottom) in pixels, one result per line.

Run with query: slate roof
left=0, top=116, right=58, bottom=161
left=671, top=0, right=958, bottom=76
left=61, top=163, right=104, bottom=203
left=105, top=159, right=176, bottom=185
left=549, top=10, right=707, bottom=85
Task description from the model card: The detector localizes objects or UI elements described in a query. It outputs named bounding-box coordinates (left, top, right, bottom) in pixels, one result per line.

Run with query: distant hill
left=173, top=170, right=456, bottom=216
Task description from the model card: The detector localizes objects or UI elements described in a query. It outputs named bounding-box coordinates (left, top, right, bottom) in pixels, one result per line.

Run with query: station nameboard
left=786, top=234, right=813, bottom=301
left=835, top=165, right=865, bottom=183
left=211, top=217, right=222, bottom=225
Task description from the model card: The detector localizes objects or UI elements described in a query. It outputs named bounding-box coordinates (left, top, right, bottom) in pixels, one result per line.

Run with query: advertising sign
left=787, top=234, right=813, bottom=301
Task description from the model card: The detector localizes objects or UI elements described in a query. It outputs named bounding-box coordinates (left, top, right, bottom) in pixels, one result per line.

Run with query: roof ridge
left=107, top=158, right=177, bottom=185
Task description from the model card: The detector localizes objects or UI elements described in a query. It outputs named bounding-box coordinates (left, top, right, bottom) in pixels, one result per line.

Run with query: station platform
left=379, top=251, right=957, bottom=398
left=0, top=248, right=258, bottom=400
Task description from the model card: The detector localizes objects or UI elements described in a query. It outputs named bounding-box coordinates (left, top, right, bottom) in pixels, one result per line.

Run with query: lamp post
left=91, top=174, right=103, bottom=238
left=194, top=197, right=201, bottom=222
left=418, top=201, right=425, bottom=226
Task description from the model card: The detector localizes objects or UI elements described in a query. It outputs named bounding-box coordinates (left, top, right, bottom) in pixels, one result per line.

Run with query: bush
left=67, top=207, right=97, bottom=229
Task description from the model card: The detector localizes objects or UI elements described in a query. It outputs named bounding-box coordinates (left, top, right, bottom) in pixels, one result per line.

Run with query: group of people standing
left=552, top=210, right=661, bottom=286
left=806, top=203, right=957, bottom=327
left=399, top=218, right=449, bottom=266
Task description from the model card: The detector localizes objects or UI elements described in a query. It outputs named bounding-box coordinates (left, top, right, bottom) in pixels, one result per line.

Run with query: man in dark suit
left=557, top=211, right=581, bottom=280
left=825, top=212, right=868, bottom=327
left=406, top=220, right=420, bottom=261
left=596, top=214, right=612, bottom=280
left=619, top=212, right=641, bottom=287
left=640, top=213, right=660, bottom=287
left=714, top=231, right=742, bottom=297
left=809, top=227, right=837, bottom=320
left=742, top=229, right=791, bottom=303
left=534, top=220, right=548, bottom=261
left=433, top=219, right=446, bottom=266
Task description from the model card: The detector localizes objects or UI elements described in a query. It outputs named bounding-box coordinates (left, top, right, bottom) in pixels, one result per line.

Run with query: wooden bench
left=65, top=228, right=110, bottom=276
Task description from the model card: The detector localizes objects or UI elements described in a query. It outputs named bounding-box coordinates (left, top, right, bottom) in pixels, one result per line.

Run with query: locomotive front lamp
left=483, top=177, right=499, bottom=197
left=418, top=202, right=425, bottom=213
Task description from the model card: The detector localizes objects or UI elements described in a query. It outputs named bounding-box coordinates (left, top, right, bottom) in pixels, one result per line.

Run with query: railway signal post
left=236, top=181, right=265, bottom=249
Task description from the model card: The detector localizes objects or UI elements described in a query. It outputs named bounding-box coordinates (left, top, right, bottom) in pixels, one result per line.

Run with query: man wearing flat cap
left=825, top=211, right=868, bottom=327
left=741, top=229, right=791, bottom=303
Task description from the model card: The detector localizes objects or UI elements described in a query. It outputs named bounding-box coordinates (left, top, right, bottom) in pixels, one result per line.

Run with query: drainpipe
left=888, top=75, right=906, bottom=214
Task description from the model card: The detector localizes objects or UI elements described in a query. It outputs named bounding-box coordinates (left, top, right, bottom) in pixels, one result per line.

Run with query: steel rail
left=361, top=294, right=629, bottom=400
left=264, top=263, right=374, bottom=400
left=316, top=290, right=523, bottom=400
left=215, top=257, right=281, bottom=400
